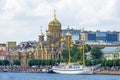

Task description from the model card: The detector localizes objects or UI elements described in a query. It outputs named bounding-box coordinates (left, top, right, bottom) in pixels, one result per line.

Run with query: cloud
left=0, top=0, right=120, bottom=43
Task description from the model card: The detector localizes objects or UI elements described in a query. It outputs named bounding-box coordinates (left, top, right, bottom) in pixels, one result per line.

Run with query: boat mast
left=81, top=28, right=85, bottom=66
left=66, top=26, right=71, bottom=63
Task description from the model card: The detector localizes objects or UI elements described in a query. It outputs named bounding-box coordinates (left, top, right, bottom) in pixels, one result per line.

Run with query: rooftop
left=0, top=50, right=9, bottom=55
left=101, top=46, right=120, bottom=54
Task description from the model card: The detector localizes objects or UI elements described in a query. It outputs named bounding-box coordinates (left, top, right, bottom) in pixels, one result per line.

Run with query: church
left=8, top=11, right=63, bottom=66
left=34, top=10, right=62, bottom=60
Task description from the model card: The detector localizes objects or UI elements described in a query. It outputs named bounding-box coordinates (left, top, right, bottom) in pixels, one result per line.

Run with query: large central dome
left=48, top=10, right=61, bottom=26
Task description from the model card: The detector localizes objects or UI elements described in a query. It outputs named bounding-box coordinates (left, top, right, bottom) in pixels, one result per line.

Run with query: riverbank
left=0, top=66, right=51, bottom=73
left=0, top=66, right=120, bottom=75
left=94, top=70, right=120, bottom=75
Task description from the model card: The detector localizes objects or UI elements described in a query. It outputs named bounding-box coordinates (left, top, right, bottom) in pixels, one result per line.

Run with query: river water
left=0, top=73, right=120, bottom=80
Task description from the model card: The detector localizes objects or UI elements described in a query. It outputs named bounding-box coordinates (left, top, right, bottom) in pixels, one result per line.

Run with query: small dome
left=39, top=26, right=44, bottom=36
left=46, top=30, right=53, bottom=36
left=39, top=32, right=44, bottom=36
left=66, top=27, right=71, bottom=36
left=66, top=32, right=71, bottom=36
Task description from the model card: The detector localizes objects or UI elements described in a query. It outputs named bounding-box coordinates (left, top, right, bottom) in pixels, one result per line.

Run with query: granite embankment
left=0, top=66, right=51, bottom=73
left=1, top=66, right=120, bottom=75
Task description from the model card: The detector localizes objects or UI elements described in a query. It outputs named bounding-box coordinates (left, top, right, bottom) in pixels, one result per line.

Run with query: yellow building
left=6, top=42, right=16, bottom=50
left=0, top=44, right=6, bottom=51
left=9, top=49, right=34, bottom=66
left=8, top=41, right=35, bottom=66
left=34, top=10, right=62, bottom=60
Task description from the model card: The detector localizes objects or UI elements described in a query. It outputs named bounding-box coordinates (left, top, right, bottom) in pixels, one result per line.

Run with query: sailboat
left=52, top=27, right=93, bottom=74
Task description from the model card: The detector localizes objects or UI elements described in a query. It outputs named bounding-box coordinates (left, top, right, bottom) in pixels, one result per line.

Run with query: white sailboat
left=52, top=63, right=93, bottom=74
left=52, top=27, right=93, bottom=74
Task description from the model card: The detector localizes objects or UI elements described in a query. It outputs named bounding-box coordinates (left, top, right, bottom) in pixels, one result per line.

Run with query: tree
left=72, top=51, right=82, bottom=62
left=108, top=60, right=113, bottom=67
left=71, top=46, right=78, bottom=57
left=28, top=59, right=39, bottom=66
left=49, top=59, right=55, bottom=65
left=38, top=59, right=41, bottom=65
left=62, top=48, right=68, bottom=61
left=113, top=60, right=117, bottom=66
left=85, top=44, right=91, bottom=53
left=85, top=60, right=92, bottom=66
left=101, top=59, right=106, bottom=67
left=0, top=60, right=2, bottom=65
left=13, top=60, right=21, bottom=66
left=2, top=60, right=9, bottom=66
left=44, top=60, right=49, bottom=65
left=28, top=60, right=34, bottom=66
left=62, top=45, right=83, bottom=62
left=33, top=59, right=39, bottom=65
left=117, top=59, right=120, bottom=66
left=91, top=47, right=103, bottom=59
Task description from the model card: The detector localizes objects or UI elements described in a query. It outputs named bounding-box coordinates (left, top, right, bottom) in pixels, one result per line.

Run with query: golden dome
left=49, top=10, right=61, bottom=26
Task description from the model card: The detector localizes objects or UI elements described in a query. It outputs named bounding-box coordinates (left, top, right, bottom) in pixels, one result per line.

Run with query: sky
left=0, top=0, right=120, bottom=44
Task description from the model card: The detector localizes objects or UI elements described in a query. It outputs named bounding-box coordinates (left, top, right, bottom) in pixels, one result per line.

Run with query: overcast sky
left=0, top=0, right=120, bottom=44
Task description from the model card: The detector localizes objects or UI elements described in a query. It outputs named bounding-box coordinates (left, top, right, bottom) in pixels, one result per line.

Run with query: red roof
left=0, top=50, right=9, bottom=55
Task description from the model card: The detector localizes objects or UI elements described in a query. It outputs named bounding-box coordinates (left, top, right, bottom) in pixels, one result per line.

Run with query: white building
left=101, top=46, right=120, bottom=60
left=119, top=32, right=120, bottom=41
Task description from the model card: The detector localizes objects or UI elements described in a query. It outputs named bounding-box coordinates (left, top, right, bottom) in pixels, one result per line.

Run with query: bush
left=28, top=59, right=57, bottom=66
left=13, top=60, right=21, bottom=66
left=0, top=60, right=10, bottom=66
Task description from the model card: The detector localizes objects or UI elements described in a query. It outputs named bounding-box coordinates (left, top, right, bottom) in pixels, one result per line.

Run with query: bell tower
left=48, top=10, right=62, bottom=47
left=39, top=26, right=44, bottom=42
left=46, top=30, right=53, bottom=46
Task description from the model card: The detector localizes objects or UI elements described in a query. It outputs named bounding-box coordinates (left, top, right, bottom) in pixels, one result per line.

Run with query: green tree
left=85, top=60, right=92, bottom=66
left=38, top=59, right=42, bottom=65
left=108, top=60, right=113, bottom=67
left=13, top=60, right=21, bottom=66
left=2, top=60, right=9, bottom=66
left=85, top=44, right=91, bottom=53
left=28, top=60, right=34, bottom=66
left=62, top=45, right=86, bottom=62
left=91, top=47, right=103, bottom=59
left=113, top=60, right=117, bottom=66
left=62, top=48, right=68, bottom=61
left=71, top=46, right=78, bottom=57
left=44, top=60, right=49, bottom=65
left=72, top=51, right=82, bottom=62
left=0, top=60, right=2, bottom=65
left=49, top=59, right=55, bottom=65
left=101, top=59, right=106, bottom=67
left=117, top=59, right=120, bottom=66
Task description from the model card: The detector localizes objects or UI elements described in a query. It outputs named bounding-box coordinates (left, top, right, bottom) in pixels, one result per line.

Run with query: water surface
left=0, top=73, right=120, bottom=80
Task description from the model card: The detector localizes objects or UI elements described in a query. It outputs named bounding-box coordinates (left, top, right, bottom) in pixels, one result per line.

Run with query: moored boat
left=51, top=27, right=93, bottom=74
left=52, top=63, right=93, bottom=74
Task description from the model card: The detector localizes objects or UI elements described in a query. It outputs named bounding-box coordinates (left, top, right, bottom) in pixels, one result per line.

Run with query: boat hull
left=52, top=67, right=93, bottom=75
